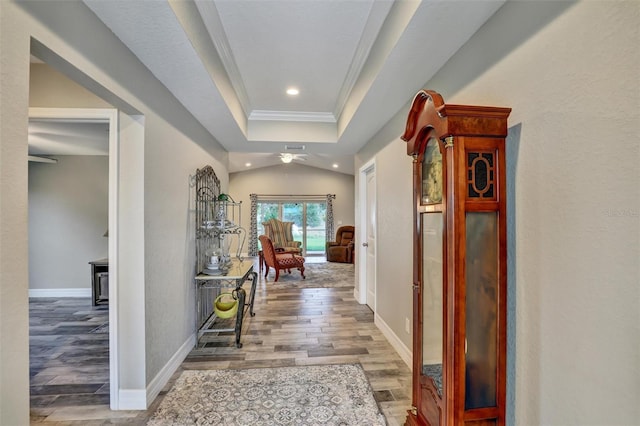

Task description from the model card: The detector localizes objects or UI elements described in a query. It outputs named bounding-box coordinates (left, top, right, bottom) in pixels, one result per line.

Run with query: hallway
left=30, top=260, right=412, bottom=425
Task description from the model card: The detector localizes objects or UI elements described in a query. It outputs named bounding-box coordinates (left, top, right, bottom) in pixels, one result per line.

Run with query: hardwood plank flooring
left=29, top=298, right=110, bottom=418
left=30, top=260, right=412, bottom=425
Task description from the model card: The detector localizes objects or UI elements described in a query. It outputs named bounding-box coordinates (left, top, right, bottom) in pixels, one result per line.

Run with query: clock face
left=422, top=139, right=443, bottom=204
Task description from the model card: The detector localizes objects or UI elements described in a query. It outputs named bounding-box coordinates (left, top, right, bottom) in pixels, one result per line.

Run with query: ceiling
left=29, top=120, right=109, bottom=156
left=33, top=0, right=506, bottom=174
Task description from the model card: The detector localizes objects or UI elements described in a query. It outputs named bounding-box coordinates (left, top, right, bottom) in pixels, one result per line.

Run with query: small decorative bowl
left=214, top=293, right=238, bottom=319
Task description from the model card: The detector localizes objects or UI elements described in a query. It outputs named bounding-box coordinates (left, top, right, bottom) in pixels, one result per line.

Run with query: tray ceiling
left=74, top=0, right=505, bottom=174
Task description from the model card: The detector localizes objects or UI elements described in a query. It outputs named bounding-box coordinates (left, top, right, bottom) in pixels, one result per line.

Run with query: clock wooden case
left=401, top=90, right=511, bottom=426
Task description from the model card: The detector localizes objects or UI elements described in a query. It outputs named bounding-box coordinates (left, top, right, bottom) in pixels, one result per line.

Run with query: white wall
left=358, top=1, right=640, bottom=425
left=28, top=156, right=109, bottom=292
left=0, top=0, right=229, bottom=418
left=229, top=163, right=355, bottom=253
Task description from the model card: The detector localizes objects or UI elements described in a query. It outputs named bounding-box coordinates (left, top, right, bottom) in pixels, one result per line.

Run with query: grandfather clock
left=402, top=90, right=511, bottom=426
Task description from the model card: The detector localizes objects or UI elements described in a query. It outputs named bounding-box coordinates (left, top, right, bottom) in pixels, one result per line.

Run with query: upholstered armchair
left=326, top=225, right=355, bottom=263
left=262, top=218, right=302, bottom=254
left=259, top=235, right=305, bottom=282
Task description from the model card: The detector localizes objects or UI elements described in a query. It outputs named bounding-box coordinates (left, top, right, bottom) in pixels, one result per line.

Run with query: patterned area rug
left=265, top=261, right=354, bottom=288
left=148, top=364, right=385, bottom=426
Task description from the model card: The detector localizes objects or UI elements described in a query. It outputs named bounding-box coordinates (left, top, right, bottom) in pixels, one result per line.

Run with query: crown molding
left=195, top=1, right=252, bottom=115
left=333, top=0, right=395, bottom=120
left=249, top=110, right=336, bottom=123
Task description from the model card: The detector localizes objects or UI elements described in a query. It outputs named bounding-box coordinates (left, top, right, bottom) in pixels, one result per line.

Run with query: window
left=257, top=200, right=327, bottom=256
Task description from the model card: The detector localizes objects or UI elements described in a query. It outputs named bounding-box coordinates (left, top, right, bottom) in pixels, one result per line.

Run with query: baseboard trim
left=374, top=313, right=413, bottom=370
left=29, top=288, right=91, bottom=298
left=117, top=389, right=147, bottom=410
left=354, top=288, right=362, bottom=304
left=146, top=333, right=196, bottom=406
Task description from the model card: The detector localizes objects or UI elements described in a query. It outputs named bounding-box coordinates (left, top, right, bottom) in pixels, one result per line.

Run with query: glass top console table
left=195, top=258, right=258, bottom=348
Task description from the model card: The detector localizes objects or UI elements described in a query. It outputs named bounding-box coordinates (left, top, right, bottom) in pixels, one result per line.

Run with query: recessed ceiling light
left=286, top=88, right=299, bottom=96
left=332, top=163, right=339, bottom=168
left=245, top=162, right=252, bottom=167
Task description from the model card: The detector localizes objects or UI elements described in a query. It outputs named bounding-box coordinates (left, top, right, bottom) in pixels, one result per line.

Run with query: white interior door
left=365, top=168, right=376, bottom=310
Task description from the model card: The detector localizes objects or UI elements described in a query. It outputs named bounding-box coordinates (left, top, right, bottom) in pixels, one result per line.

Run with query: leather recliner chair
left=326, top=225, right=355, bottom=263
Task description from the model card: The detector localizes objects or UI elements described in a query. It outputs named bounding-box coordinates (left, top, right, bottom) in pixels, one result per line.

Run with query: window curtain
left=249, top=193, right=336, bottom=256
left=326, top=194, right=336, bottom=241
left=249, top=194, right=258, bottom=256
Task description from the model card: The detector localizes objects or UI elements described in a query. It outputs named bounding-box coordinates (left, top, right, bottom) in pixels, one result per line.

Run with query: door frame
left=357, top=158, right=376, bottom=306
left=28, top=107, right=121, bottom=409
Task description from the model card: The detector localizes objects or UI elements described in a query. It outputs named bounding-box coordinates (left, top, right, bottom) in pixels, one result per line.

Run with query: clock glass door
left=465, top=212, right=499, bottom=409
left=421, top=212, right=444, bottom=396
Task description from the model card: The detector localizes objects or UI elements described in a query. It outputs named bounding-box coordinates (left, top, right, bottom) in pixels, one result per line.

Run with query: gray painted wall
left=28, top=156, right=109, bottom=291
left=358, top=1, right=640, bottom=425
left=30, top=63, right=113, bottom=108
left=229, top=163, right=356, bottom=254
left=371, top=142, right=414, bottom=350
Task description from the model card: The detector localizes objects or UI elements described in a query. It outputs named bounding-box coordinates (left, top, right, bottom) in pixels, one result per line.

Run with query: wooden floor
left=30, top=261, right=412, bottom=425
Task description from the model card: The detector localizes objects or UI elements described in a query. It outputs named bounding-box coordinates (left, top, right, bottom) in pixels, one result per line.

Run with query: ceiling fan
left=278, top=153, right=307, bottom=163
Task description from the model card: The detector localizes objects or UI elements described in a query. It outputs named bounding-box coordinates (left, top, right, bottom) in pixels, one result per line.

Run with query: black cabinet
left=89, top=258, right=109, bottom=306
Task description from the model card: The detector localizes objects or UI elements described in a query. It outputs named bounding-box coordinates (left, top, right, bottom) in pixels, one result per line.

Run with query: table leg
left=234, top=287, right=246, bottom=348
left=248, top=271, right=258, bottom=317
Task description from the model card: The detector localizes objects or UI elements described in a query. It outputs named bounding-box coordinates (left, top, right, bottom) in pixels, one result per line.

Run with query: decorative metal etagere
left=194, top=166, right=221, bottom=274
left=209, top=198, right=246, bottom=268
left=192, top=165, right=255, bottom=348
left=194, top=166, right=246, bottom=273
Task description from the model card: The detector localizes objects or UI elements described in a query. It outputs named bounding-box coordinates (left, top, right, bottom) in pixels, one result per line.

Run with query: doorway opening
left=28, top=107, right=120, bottom=410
